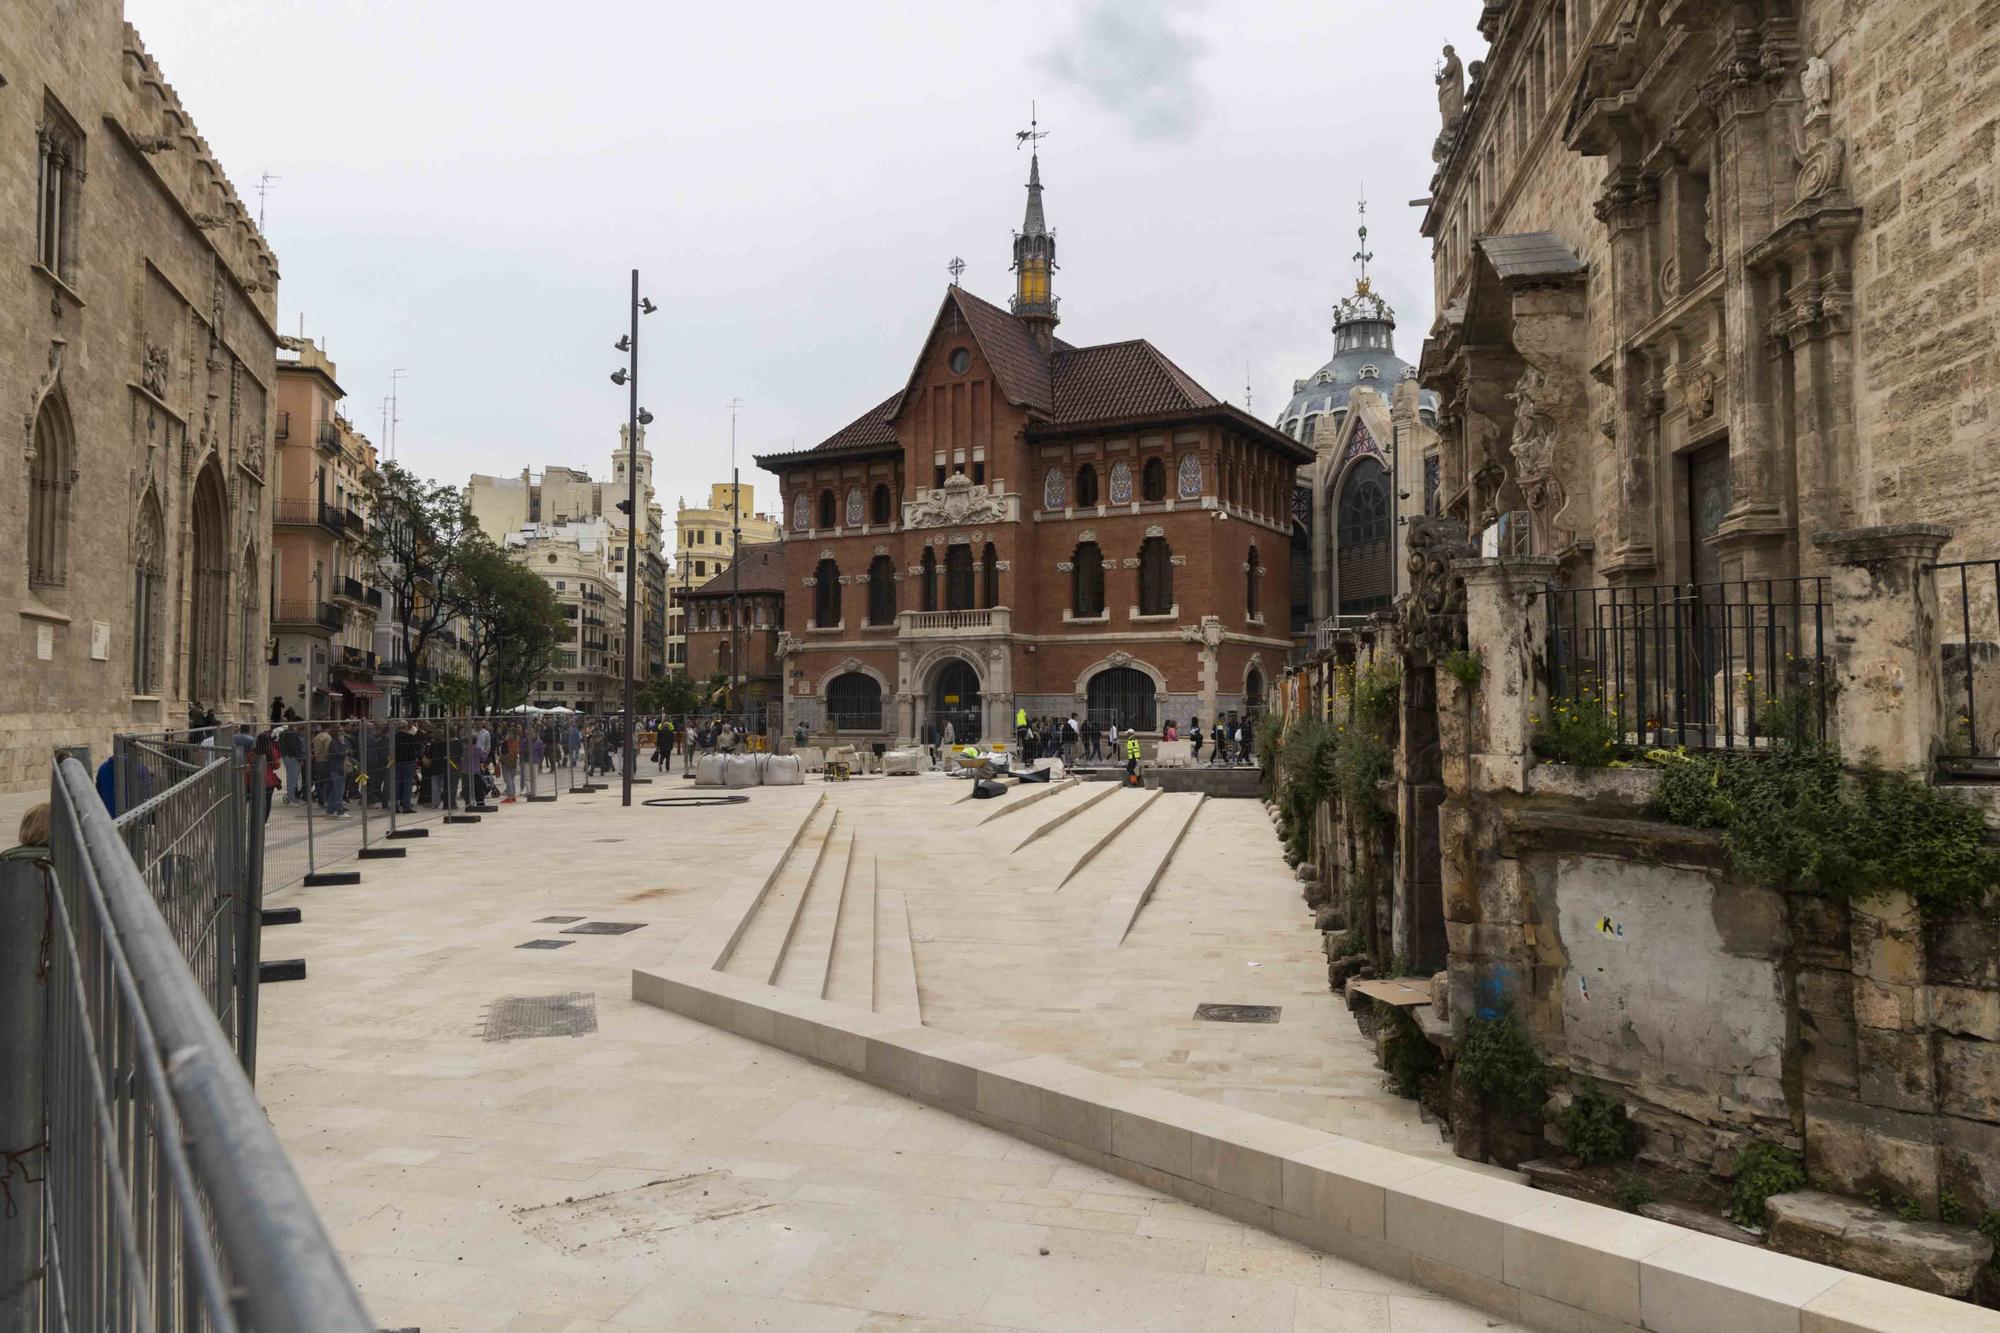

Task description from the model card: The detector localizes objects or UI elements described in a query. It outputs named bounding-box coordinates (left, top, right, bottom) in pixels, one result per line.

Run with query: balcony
left=337, top=644, right=377, bottom=674
left=272, top=600, right=344, bottom=633
left=336, top=575, right=367, bottom=605
left=273, top=499, right=344, bottom=535
left=582, top=637, right=607, bottom=652
left=904, top=608, right=1007, bottom=634
left=274, top=410, right=290, bottom=442
left=364, top=585, right=383, bottom=610
left=314, top=420, right=340, bottom=454
left=342, top=506, right=368, bottom=537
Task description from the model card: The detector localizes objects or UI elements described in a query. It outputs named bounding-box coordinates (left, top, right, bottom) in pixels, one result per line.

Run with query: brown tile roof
left=752, top=394, right=898, bottom=470
left=1047, top=339, right=1218, bottom=423
left=688, top=541, right=787, bottom=597
left=935, top=286, right=1052, bottom=414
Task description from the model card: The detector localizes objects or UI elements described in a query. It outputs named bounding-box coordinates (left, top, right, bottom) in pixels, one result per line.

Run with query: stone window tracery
left=1177, top=454, right=1202, bottom=499
left=1109, top=461, right=1133, bottom=505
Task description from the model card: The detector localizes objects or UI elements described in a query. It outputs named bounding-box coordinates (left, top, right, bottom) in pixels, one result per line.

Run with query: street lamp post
left=610, top=270, right=656, bottom=807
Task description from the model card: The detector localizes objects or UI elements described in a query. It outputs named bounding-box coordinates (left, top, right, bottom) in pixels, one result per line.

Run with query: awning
left=338, top=678, right=384, bottom=698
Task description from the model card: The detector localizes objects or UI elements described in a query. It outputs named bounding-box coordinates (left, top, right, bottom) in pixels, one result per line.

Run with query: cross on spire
left=1352, top=189, right=1374, bottom=293
left=947, top=256, right=966, bottom=286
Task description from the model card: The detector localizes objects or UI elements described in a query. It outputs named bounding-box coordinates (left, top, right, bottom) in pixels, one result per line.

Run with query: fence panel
left=1540, top=578, right=1828, bottom=751
left=21, top=756, right=373, bottom=1332
left=1934, top=559, right=2000, bottom=770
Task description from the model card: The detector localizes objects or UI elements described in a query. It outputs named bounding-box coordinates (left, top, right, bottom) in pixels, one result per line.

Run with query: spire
left=1010, top=103, right=1059, bottom=340
left=1333, top=189, right=1395, bottom=340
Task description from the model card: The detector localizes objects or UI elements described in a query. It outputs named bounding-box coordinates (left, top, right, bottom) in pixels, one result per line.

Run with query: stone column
left=1811, top=524, right=1950, bottom=772
left=1806, top=523, right=1951, bottom=1210
left=1455, top=555, right=1559, bottom=795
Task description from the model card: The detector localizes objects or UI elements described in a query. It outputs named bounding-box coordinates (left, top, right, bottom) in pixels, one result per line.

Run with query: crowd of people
left=994, top=711, right=1257, bottom=769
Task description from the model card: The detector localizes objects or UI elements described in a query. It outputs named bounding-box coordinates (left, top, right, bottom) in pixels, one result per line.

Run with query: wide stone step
left=824, top=848, right=878, bottom=1009
left=1767, top=1189, right=1994, bottom=1298
left=874, top=881, right=922, bottom=1026
left=719, top=804, right=837, bottom=983
left=773, top=822, right=856, bottom=998
left=1089, top=792, right=1206, bottom=947
left=1009, top=780, right=1119, bottom=853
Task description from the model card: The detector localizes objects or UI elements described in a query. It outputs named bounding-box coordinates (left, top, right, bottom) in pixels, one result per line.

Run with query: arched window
left=1075, top=463, right=1099, bottom=507
left=981, top=542, right=999, bottom=609
left=1072, top=542, right=1104, bottom=617
left=827, top=671, right=882, bottom=730
left=871, top=483, right=893, bottom=525
left=238, top=543, right=260, bottom=698
left=1138, top=536, right=1173, bottom=616
left=132, top=492, right=164, bottom=694
left=1336, top=456, right=1393, bottom=615
left=189, top=464, right=230, bottom=704
left=1140, top=456, right=1166, bottom=503
left=945, top=543, right=974, bottom=611
left=868, top=554, right=896, bottom=626
left=1246, top=543, right=1261, bottom=618
left=920, top=547, right=938, bottom=612
left=28, top=391, right=74, bottom=589
left=1088, top=666, right=1157, bottom=732
left=817, top=488, right=836, bottom=529
left=813, top=557, right=841, bottom=627
left=1245, top=668, right=1265, bottom=713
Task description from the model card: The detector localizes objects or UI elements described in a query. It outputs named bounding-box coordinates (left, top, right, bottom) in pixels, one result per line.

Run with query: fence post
left=1811, top=523, right=1953, bottom=772
left=241, top=756, right=267, bottom=1082
left=0, top=860, right=47, bottom=1333
left=1453, top=555, right=1560, bottom=796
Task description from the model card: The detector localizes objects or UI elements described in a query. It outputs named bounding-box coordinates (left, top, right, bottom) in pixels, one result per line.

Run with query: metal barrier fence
left=0, top=757, right=371, bottom=1332
left=1934, top=559, right=2000, bottom=770
left=1540, top=578, right=1829, bottom=751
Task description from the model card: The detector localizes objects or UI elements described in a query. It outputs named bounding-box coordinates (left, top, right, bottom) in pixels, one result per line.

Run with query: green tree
left=362, top=460, right=481, bottom=714
left=638, top=670, right=701, bottom=718
left=427, top=669, right=474, bottom=715
left=453, top=537, right=566, bottom=715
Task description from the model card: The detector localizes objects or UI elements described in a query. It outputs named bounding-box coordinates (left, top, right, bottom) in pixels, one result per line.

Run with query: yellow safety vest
left=1125, top=737, right=1141, bottom=760
left=1016, top=708, right=1027, bottom=727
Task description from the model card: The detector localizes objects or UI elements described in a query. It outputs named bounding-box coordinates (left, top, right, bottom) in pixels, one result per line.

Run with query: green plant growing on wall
left=1256, top=711, right=1285, bottom=795
left=1614, top=1174, right=1653, bottom=1213
left=1979, top=1211, right=2000, bottom=1271
left=1535, top=683, right=1620, bottom=766
left=1275, top=717, right=1339, bottom=864
left=1455, top=1015, right=1548, bottom=1116
left=1560, top=1082, right=1639, bottom=1164
left=1728, top=1142, right=1806, bottom=1229
left=1442, top=648, right=1484, bottom=691
left=1941, top=1192, right=1965, bottom=1225
left=1375, top=1000, right=1439, bottom=1098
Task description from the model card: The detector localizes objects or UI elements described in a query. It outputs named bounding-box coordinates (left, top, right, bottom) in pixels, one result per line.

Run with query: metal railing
left=314, top=420, right=340, bottom=451
left=1934, top=559, right=2000, bottom=769
left=271, top=499, right=344, bottom=534
left=0, top=756, right=373, bottom=1331
left=1539, top=578, right=1829, bottom=751
left=271, top=600, right=344, bottom=632
left=273, top=410, right=289, bottom=441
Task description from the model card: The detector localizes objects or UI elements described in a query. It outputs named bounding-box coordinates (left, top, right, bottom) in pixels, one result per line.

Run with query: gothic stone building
left=1, top=5, right=280, bottom=788
left=755, top=151, right=1308, bottom=744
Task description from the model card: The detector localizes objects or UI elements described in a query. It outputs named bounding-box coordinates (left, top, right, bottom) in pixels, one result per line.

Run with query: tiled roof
left=1048, top=339, right=1218, bottom=424
left=934, top=286, right=1052, bottom=414
left=689, top=541, right=787, bottom=597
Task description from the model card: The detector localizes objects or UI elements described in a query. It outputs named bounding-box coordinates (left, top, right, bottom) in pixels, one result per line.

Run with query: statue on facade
left=1436, top=46, right=1465, bottom=130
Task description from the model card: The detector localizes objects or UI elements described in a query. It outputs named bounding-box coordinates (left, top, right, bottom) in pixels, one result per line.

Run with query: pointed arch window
left=1336, top=456, right=1393, bottom=615
left=1138, top=537, right=1173, bottom=616
left=1072, top=541, right=1104, bottom=617
left=868, top=554, right=896, bottom=626
left=1246, top=543, right=1261, bottom=618
left=28, top=390, right=74, bottom=589
left=132, top=493, right=165, bottom=694
left=920, top=547, right=938, bottom=611
left=1140, top=456, right=1166, bottom=503
left=1075, top=463, right=1099, bottom=507
left=813, top=557, right=841, bottom=627
left=945, top=544, right=974, bottom=611
left=238, top=543, right=260, bottom=698
left=981, top=542, right=999, bottom=609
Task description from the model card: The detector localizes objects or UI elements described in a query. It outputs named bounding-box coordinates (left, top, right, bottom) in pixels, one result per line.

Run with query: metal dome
left=1276, top=286, right=1438, bottom=443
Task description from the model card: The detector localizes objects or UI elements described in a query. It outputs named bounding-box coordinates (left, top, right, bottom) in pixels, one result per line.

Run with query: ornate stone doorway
left=929, top=658, right=982, bottom=743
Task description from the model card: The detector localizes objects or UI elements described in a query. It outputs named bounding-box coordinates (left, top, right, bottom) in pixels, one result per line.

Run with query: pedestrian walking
left=1211, top=720, right=1228, bottom=765
left=393, top=721, right=421, bottom=813
left=500, top=728, right=520, bottom=803
left=525, top=730, right=543, bottom=796
left=1189, top=717, right=1204, bottom=764
left=1123, top=724, right=1142, bottom=785
left=278, top=723, right=305, bottom=803
left=323, top=725, right=349, bottom=817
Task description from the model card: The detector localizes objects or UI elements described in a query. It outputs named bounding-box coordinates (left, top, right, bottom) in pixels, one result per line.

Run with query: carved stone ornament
left=1792, top=56, right=1846, bottom=204
left=1176, top=453, right=1202, bottom=499
left=141, top=343, right=171, bottom=399
left=1109, top=651, right=1131, bottom=668
left=792, top=493, right=809, bottom=530
left=845, top=487, right=863, bottom=527
left=906, top=471, right=1005, bottom=528
left=1398, top=516, right=1478, bottom=664
left=1079, top=528, right=1097, bottom=544
left=1144, top=524, right=1165, bottom=539
left=1685, top=370, right=1718, bottom=421
left=840, top=656, right=862, bottom=674
left=1108, top=461, right=1133, bottom=505
left=874, top=544, right=888, bottom=556
left=1056, top=561, right=1074, bottom=573
left=775, top=632, right=803, bottom=657
left=820, top=547, right=835, bottom=561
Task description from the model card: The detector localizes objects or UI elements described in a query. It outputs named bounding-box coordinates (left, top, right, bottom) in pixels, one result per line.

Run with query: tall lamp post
left=610, top=269, right=656, bottom=807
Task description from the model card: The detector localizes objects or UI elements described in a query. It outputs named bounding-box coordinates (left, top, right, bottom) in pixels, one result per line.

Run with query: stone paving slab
left=255, top=785, right=1529, bottom=1332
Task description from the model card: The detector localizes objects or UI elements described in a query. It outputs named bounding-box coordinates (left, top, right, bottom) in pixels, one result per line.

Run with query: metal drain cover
left=1194, top=1003, right=1281, bottom=1024
left=517, top=939, right=574, bottom=950
left=483, top=991, right=598, bottom=1041
left=536, top=915, right=586, bottom=924
left=561, top=921, right=646, bottom=935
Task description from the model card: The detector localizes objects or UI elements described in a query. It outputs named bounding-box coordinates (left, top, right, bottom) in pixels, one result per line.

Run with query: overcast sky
left=126, top=0, right=1482, bottom=528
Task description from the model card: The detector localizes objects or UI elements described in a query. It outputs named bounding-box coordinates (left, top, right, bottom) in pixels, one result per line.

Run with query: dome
left=1276, top=282, right=1439, bottom=445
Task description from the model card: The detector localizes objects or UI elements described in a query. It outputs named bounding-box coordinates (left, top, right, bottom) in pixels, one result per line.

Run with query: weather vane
left=947, top=256, right=966, bottom=286
left=1015, top=100, right=1048, bottom=151
left=1352, top=189, right=1374, bottom=293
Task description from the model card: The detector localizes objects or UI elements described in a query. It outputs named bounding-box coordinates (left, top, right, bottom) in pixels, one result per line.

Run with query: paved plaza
left=258, top=775, right=1521, bottom=1331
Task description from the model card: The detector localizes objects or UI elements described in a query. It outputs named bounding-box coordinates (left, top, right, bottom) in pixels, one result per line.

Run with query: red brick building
left=683, top=542, right=785, bottom=725
left=754, top=150, right=1309, bottom=744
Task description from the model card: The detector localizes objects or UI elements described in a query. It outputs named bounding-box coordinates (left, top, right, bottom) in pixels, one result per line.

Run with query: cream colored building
left=504, top=521, right=627, bottom=712
left=467, top=426, right=668, bottom=680
left=669, top=482, right=781, bottom=669
left=1, top=6, right=280, bottom=786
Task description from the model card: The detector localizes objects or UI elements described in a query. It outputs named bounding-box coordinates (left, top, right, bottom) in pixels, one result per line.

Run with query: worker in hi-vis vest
left=1016, top=705, right=1029, bottom=751
left=1124, top=732, right=1142, bottom=784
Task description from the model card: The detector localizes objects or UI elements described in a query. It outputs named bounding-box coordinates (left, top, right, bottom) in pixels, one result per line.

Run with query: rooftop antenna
left=255, top=171, right=280, bottom=231
left=1352, top=187, right=1374, bottom=293
left=388, top=368, right=406, bottom=460
left=947, top=256, right=965, bottom=286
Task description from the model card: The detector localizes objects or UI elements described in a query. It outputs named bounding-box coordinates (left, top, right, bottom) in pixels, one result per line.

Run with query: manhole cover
left=483, top=992, right=598, bottom=1041
left=561, top=921, right=646, bottom=935
left=536, top=915, right=585, bottom=924
left=1194, top=1003, right=1281, bottom=1023
left=517, top=939, right=573, bottom=950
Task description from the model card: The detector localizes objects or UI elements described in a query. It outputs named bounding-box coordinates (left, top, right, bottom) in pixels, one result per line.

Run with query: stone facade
left=507, top=523, right=627, bottom=713
left=683, top=541, right=784, bottom=724
left=1, top=6, right=280, bottom=787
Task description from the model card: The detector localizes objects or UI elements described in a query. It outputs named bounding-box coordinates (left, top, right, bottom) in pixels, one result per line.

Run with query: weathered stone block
left=1788, top=894, right=1853, bottom=972
left=1929, top=910, right=2000, bottom=988
left=1766, top=1189, right=1992, bottom=1298
left=1798, top=966, right=1860, bottom=1095
left=1930, top=985, right=2000, bottom=1041
left=1855, top=1024, right=1936, bottom=1112
left=1852, top=978, right=1920, bottom=1032
left=1806, top=1104, right=1939, bottom=1209
left=1936, top=1035, right=2000, bottom=1124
